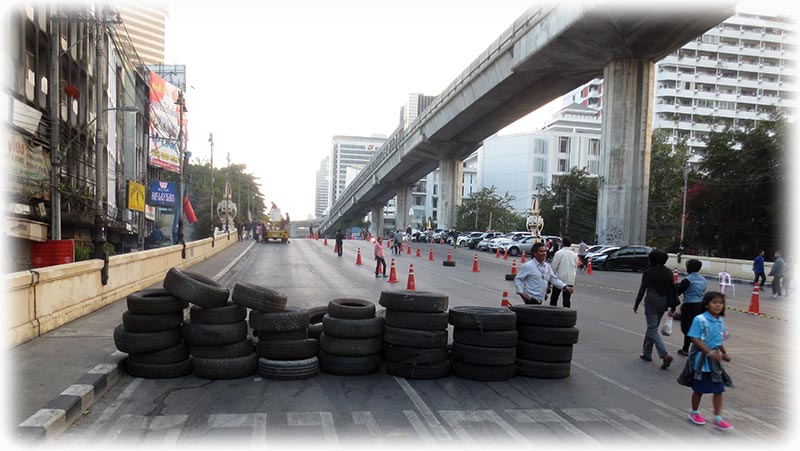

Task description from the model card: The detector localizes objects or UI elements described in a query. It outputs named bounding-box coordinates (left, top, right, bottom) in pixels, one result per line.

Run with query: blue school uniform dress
left=686, top=311, right=729, bottom=393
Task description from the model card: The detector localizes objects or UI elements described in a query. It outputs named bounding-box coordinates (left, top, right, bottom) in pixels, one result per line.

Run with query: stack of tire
left=449, top=306, right=518, bottom=381
left=233, top=282, right=319, bottom=380
left=379, top=290, right=450, bottom=379
left=114, top=288, right=191, bottom=378
left=509, top=305, right=578, bottom=378
left=166, top=268, right=257, bottom=380
left=319, top=299, right=384, bottom=376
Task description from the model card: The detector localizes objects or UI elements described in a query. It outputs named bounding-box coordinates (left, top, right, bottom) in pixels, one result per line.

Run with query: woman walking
left=633, top=249, right=677, bottom=369
left=374, top=236, right=387, bottom=278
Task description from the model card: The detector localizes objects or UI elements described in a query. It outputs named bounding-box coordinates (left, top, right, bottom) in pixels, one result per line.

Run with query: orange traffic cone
left=510, top=260, right=517, bottom=276
left=315, top=233, right=319, bottom=240
left=416, top=245, right=421, bottom=257
left=503, top=249, right=509, bottom=260
left=407, top=243, right=412, bottom=254
left=501, top=291, right=511, bottom=307
left=748, top=282, right=760, bottom=314
left=447, top=250, right=453, bottom=262
left=495, top=248, right=501, bottom=258
left=521, top=251, right=526, bottom=263
left=387, top=258, right=399, bottom=283
left=407, top=264, right=416, bottom=290
left=428, top=247, right=435, bottom=261
left=673, top=267, right=679, bottom=283
left=472, top=254, right=480, bottom=272
left=333, top=243, right=338, bottom=254
left=324, top=235, right=328, bottom=245
left=586, top=258, right=593, bottom=275
left=356, top=248, right=363, bottom=265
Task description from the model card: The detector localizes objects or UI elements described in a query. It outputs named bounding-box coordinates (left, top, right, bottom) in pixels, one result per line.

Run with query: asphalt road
left=58, top=239, right=791, bottom=448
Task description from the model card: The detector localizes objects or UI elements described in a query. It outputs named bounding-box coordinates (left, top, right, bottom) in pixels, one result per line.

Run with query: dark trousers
left=336, top=242, right=343, bottom=256
left=375, top=257, right=386, bottom=276
left=772, top=275, right=783, bottom=296
left=680, top=302, right=704, bottom=352
left=550, top=285, right=573, bottom=308
left=754, top=271, right=766, bottom=288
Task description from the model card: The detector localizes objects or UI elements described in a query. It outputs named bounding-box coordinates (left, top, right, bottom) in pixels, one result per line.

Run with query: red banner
left=31, top=240, right=75, bottom=268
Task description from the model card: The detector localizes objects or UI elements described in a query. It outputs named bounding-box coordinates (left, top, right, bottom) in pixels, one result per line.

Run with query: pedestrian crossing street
left=61, top=405, right=786, bottom=447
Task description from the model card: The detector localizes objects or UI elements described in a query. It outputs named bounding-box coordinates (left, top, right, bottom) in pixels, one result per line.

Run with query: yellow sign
left=128, top=180, right=145, bottom=212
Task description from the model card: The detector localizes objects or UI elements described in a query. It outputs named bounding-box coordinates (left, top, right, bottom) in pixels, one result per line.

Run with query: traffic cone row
left=748, top=282, right=760, bottom=314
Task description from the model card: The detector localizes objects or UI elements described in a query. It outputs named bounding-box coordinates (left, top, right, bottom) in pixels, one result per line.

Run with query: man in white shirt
left=515, top=242, right=573, bottom=304
left=550, top=238, right=578, bottom=308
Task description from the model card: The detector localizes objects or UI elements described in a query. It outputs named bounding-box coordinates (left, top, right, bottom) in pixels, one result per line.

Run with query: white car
left=457, top=231, right=484, bottom=247
left=492, top=232, right=534, bottom=253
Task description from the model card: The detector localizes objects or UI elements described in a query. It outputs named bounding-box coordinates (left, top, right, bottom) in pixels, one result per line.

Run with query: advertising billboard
left=148, top=72, right=187, bottom=173
left=148, top=180, right=178, bottom=207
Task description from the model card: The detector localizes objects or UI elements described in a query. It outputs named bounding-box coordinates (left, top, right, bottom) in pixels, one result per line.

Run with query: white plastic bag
left=660, top=315, right=673, bottom=336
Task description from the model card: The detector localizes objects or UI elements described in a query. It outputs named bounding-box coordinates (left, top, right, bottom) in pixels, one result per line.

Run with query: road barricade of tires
left=449, top=306, right=517, bottom=381
left=319, top=298, right=383, bottom=376
left=509, top=305, right=579, bottom=378
left=380, top=290, right=450, bottom=379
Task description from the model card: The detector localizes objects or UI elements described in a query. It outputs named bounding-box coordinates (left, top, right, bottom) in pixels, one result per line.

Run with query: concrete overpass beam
left=394, top=186, right=411, bottom=232
left=370, top=205, right=384, bottom=237
left=596, top=59, right=653, bottom=246
left=438, top=159, right=463, bottom=230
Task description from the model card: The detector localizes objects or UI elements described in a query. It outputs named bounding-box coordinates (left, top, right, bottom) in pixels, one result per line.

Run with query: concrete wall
left=2, top=233, right=236, bottom=349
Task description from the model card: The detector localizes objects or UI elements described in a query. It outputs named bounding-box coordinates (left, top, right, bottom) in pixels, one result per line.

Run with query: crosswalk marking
left=404, top=410, right=440, bottom=450
left=352, top=411, right=386, bottom=446
left=287, top=412, right=340, bottom=449
left=438, top=410, right=531, bottom=450
left=393, top=376, right=452, bottom=441
left=562, top=408, right=648, bottom=441
left=505, top=408, right=598, bottom=444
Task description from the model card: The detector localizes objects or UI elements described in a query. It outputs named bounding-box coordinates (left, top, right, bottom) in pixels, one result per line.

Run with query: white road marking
left=505, top=409, right=598, bottom=444
left=561, top=408, right=648, bottom=441
left=352, top=411, right=386, bottom=446
left=607, top=408, right=683, bottom=441
left=206, top=413, right=267, bottom=445
left=105, top=414, right=187, bottom=444
left=438, top=410, right=531, bottom=450
left=404, top=410, right=440, bottom=450
left=600, top=321, right=644, bottom=337
left=733, top=361, right=788, bottom=384
left=287, top=412, right=340, bottom=449
left=393, top=376, right=452, bottom=441
left=446, top=276, right=473, bottom=285
left=83, top=377, right=143, bottom=437
left=214, top=240, right=256, bottom=280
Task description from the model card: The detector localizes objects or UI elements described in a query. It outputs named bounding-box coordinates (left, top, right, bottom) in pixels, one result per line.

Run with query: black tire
left=181, top=321, right=248, bottom=347
left=190, top=303, right=247, bottom=325
left=307, top=305, right=328, bottom=324
left=126, top=289, right=188, bottom=315
left=452, top=342, right=515, bottom=366
left=384, top=310, right=449, bottom=331
left=113, top=325, right=182, bottom=354
left=385, top=361, right=450, bottom=379
left=122, top=311, right=183, bottom=333
left=505, top=274, right=516, bottom=281
left=163, top=268, right=230, bottom=308
left=190, top=339, right=254, bottom=359
left=443, top=261, right=456, bottom=267
left=509, top=247, right=520, bottom=257
left=128, top=343, right=189, bottom=365
left=322, top=315, right=384, bottom=338
left=258, top=357, right=320, bottom=380
left=379, top=290, right=449, bottom=313
left=452, top=328, right=518, bottom=348
left=448, top=307, right=517, bottom=331
left=256, top=338, right=319, bottom=360
left=319, top=352, right=381, bottom=376
left=517, top=325, right=579, bottom=345
left=328, top=299, right=376, bottom=320
left=124, top=357, right=192, bottom=379
left=383, top=344, right=449, bottom=365
left=319, top=333, right=382, bottom=356
left=516, top=358, right=571, bottom=378
left=231, top=282, right=288, bottom=312
left=256, top=329, right=309, bottom=341
left=509, top=305, right=577, bottom=327
left=248, top=308, right=309, bottom=332
left=193, top=353, right=257, bottom=379
left=451, top=360, right=516, bottom=381
left=308, top=323, right=323, bottom=340
left=516, top=341, right=573, bottom=362
left=383, top=325, right=448, bottom=349
left=605, top=261, right=615, bottom=271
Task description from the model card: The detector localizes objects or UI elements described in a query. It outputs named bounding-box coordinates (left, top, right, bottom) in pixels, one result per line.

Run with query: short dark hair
left=532, top=242, right=546, bottom=253
left=700, top=291, right=725, bottom=316
left=686, top=259, right=702, bottom=273
left=562, top=238, right=572, bottom=247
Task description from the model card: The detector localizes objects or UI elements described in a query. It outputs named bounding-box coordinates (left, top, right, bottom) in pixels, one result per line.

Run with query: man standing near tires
left=550, top=238, right=578, bottom=308
left=515, top=242, right=573, bottom=305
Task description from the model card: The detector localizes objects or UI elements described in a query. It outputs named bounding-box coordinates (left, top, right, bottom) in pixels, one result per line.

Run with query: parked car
left=457, top=231, right=483, bottom=247
left=477, top=233, right=505, bottom=251
left=595, top=245, right=652, bottom=271
left=466, top=232, right=501, bottom=249
left=491, top=232, right=533, bottom=253
left=583, top=244, right=615, bottom=266
left=500, top=235, right=539, bottom=257
left=585, top=246, right=621, bottom=269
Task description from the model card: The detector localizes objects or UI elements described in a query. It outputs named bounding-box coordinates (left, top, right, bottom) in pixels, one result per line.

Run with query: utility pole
left=92, top=1, right=109, bottom=284
left=209, top=132, right=214, bottom=238
left=565, top=187, right=571, bottom=238
left=49, top=12, right=61, bottom=241
left=176, top=91, right=187, bottom=258
left=225, top=152, right=230, bottom=232
left=678, top=161, right=689, bottom=263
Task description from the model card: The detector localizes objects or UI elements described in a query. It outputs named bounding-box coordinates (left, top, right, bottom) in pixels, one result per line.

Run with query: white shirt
left=514, top=259, right=566, bottom=301
left=551, top=247, right=578, bottom=285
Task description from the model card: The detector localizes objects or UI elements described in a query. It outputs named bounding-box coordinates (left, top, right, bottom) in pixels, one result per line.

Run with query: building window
left=589, top=139, right=599, bottom=156
left=558, top=137, right=570, bottom=154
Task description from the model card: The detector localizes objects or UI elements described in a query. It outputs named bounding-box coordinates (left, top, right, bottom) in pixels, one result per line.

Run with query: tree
left=456, top=187, right=525, bottom=232
left=537, top=168, right=598, bottom=241
left=646, top=130, right=690, bottom=251
left=686, top=114, right=786, bottom=258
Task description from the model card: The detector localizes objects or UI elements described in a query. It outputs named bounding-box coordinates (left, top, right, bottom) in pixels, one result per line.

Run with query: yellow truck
left=263, top=203, right=289, bottom=243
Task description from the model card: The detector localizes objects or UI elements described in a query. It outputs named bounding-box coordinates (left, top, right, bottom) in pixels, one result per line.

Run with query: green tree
left=646, top=130, right=690, bottom=251
left=537, top=168, right=598, bottom=241
left=686, top=114, right=786, bottom=258
left=456, top=187, right=525, bottom=232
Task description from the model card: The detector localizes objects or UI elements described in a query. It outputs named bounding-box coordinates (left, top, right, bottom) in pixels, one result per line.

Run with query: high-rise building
left=113, top=2, right=169, bottom=65
left=314, top=156, right=329, bottom=220
left=328, top=135, right=386, bottom=210
left=401, top=93, right=437, bottom=129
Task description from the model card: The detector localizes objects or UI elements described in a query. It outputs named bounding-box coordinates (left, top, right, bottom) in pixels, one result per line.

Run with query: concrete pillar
left=596, top=59, right=654, bottom=246
left=370, top=205, right=384, bottom=237
left=394, top=186, right=411, bottom=231
left=438, top=159, right=463, bottom=230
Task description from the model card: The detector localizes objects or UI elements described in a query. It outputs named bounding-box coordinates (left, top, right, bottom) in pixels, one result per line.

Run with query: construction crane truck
left=262, top=202, right=290, bottom=243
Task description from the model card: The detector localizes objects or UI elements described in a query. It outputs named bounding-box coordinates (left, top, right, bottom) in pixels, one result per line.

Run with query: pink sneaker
left=714, top=418, right=734, bottom=430
left=688, top=412, right=706, bottom=425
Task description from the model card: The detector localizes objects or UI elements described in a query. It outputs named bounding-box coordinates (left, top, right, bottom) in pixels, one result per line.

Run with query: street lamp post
left=678, top=162, right=689, bottom=263
left=175, top=91, right=187, bottom=258
left=91, top=2, right=109, bottom=285
left=209, top=132, right=214, bottom=246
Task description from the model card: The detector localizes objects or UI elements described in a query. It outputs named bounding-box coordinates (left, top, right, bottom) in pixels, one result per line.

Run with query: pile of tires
left=166, top=269, right=257, bottom=380
left=449, top=306, right=517, bottom=381
left=319, top=299, right=384, bottom=376
left=509, top=305, right=578, bottom=379
left=114, top=288, right=191, bottom=378
left=380, top=290, right=450, bottom=379
left=233, top=282, right=319, bottom=380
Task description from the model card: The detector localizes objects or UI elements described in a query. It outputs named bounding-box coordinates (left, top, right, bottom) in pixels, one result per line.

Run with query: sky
left=163, top=0, right=561, bottom=221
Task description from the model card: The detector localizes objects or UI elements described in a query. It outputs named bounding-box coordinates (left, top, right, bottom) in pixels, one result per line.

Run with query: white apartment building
left=314, top=156, right=329, bottom=220
left=114, top=2, right=169, bottom=65
left=328, top=135, right=386, bottom=210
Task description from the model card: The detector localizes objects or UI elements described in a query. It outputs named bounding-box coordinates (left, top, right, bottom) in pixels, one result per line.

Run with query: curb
left=16, top=351, right=126, bottom=441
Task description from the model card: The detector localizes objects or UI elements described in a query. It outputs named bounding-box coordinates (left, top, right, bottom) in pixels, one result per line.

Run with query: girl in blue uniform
left=681, top=291, right=734, bottom=430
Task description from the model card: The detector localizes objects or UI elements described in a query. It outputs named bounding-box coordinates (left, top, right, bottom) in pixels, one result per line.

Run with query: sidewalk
left=7, top=239, right=254, bottom=428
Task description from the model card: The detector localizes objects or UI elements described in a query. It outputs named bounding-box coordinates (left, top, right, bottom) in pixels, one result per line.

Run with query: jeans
left=550, top=285, right=572, bottom=308
left=375, top=257, right=386, bottom=276
left=754, top=271, right=766, bottom=288
left=643, top=312, right=668, bottom=359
